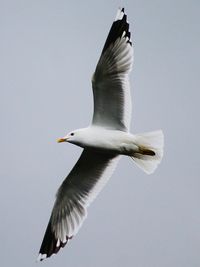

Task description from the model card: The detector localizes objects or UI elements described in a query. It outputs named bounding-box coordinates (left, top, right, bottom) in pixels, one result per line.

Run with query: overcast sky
left=0, top=1, right=200, bottom=266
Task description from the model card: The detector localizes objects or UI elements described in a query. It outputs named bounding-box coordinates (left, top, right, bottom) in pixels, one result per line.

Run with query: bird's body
left=66, top=126, right=139, bottom=155
left=38, top=8, right=164, bottom=261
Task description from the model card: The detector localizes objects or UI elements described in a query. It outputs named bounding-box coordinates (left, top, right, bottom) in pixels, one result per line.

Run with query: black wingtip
left=38, top=220, right=73, bottom=261
left=101, top=8, right=132, bottom=54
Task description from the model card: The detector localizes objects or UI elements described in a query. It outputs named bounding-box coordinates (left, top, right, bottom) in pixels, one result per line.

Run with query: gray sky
left=1, top=0, right=200, bottom=266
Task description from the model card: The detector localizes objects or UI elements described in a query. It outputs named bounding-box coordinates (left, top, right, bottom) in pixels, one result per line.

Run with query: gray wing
left=92, top=8, right=133, bottom=131
left=38, top=149, right=119, bottom=260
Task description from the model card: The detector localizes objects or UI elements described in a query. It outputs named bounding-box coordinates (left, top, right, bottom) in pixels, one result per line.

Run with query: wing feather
left=38, top=150, right=119, bottom=260
left=92, top=8, right=133, bottom=131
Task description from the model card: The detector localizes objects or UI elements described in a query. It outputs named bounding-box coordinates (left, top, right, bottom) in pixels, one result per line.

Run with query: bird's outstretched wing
left=92, top=8, right=133, bottom=131
left=38, top=150, right=119, bottom=261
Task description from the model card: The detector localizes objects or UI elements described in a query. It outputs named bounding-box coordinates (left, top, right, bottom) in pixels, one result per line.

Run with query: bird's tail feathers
left=131, top=130, right=164, bottom=174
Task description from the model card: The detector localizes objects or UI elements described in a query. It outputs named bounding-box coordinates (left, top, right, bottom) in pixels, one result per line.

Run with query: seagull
left=38, top=8, right=164, bottom=261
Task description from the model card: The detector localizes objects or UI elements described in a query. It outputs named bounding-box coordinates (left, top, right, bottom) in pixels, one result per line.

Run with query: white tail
left=131, top=130, right=164, bottom=174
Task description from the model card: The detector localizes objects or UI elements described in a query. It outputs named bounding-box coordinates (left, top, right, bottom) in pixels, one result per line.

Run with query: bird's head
left=57, top=129, right=85, bottom=145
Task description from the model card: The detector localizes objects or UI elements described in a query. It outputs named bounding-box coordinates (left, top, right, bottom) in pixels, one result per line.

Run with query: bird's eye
left=70, top=133, right=74, bottom=136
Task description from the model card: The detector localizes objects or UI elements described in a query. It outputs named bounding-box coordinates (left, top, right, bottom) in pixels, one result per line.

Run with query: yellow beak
left=57, top=138, right=67, bottom=143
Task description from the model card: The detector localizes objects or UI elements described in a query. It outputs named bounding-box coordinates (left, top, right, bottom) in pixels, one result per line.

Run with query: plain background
left=1, top=1, right=200, bottom=266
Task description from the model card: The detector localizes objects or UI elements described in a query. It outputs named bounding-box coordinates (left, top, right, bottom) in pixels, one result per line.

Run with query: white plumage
left=38, top=8, right=164, bottom=261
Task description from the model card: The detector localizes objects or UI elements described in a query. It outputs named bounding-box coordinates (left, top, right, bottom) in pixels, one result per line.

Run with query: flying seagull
left=38, top=8, right=164, bottom=261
